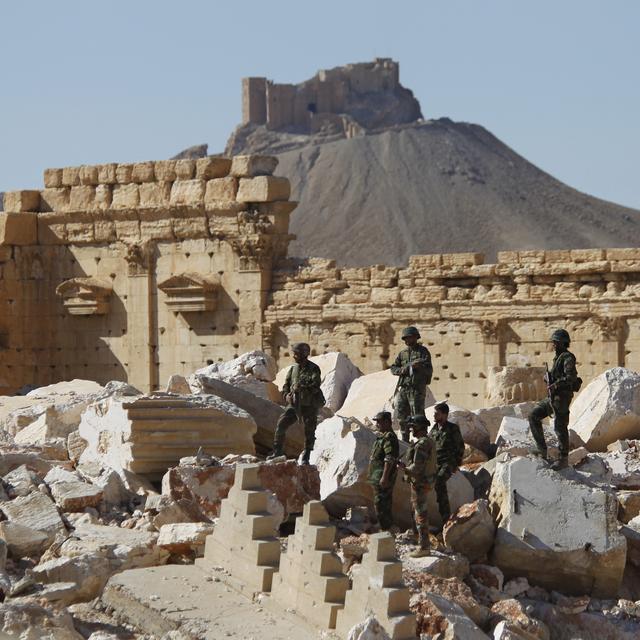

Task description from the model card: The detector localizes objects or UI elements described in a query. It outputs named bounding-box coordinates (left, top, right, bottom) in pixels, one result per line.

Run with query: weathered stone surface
left=170, top=179, right=205, bottom=205
left=489, top=599, right=549, bottom=640
left=403, top=552, right=470, bottom=581
left=204, top=176, right=238, bottom=202
left=161, top=459, right=319, bottom=526
left=3, top=190, right=40, bottom=213
left=570, top=368, right=640, bottom=451
left=410, top=591, right=488, bottom=639
left=311, top=416, right=474, bottom=529
left=3, top=463, right=41, bottom=497
left=196, top=157, right=232, bottom=179
left=486, top=366, right=547, bottom=406
left=79, top=394, right=256, bottom=479
left=165, top=373, right=191, bottom=394
left=230, top=155, right=278, bottom=177
left=0, top=212, right=38, bottom=245
left=473, top=402, right=538, bottom=443
left=0, top=602, right=83, bottom=639
left=489, top=456, right=627, bottom=597
left=0, top=521, right=50, bottom=558
left=443, top=499, right=496, bottom=563
left=276, top=351, right=362, bottom=413
left=49, top=481, right=103, bottom=512
left=581, top=443, right=640, bottom=489
left=347, top=616, right=391, bottom=640
left=67, top=431, right=88, bottom=463
left=618, top=490, right=640, bottom=523
left=157, top=522, right=214, bottom=555
left=495, top=416, right=583, bottom=457
left=236, top=176, right=290, bottom=202
left=0, top=491, right=66, bottom=543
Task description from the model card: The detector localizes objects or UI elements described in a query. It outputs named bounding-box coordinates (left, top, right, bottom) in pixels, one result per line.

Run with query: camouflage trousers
left=273, top=405, right=318, bottom=454
left=372, top=484, right=394, bottom=531
left=435, top=467, right=452, bottom=523
left=528, top=395, right=571, bottom=458
left=394, top=386, right=427, bottom=442
left=410, top=482, right=430, bottom=535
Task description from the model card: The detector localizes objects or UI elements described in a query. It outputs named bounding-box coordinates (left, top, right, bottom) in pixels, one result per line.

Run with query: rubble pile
left=0, top=358, right=640, bottom=638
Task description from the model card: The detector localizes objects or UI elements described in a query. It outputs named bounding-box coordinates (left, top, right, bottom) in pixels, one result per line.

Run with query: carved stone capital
left=478, top=319, right=503, bottom=342
left=123, top=241, right=154, bottom=275
left=593, top=316, right=624, bottom=341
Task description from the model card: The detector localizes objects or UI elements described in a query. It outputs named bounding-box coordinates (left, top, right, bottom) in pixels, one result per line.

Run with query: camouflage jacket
left=548, top=350, right=578, bottom=397
left=390, top=344, right=433, bottom=389
left=282, top=360, right=322, bottom=408
left=368, top=430, right=399, bottom=485
left=403, top=435, right=437, bottom=484
left=429, top=421, right=465, bottom=471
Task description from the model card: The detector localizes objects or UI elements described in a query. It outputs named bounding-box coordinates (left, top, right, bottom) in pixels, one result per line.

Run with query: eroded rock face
left=489, top=456, right=626, bottom=598
left=486, top=366, right=547, bottom=406
left=570, top=368, right=640, bottom=451
left=161, top=459, right=320, bottom=527
left=443, top=499, right=496, bottom=563
left=473, top=402, right=538, bottom=444
left=0, top=491, right=66, bottom=546
left=0, top=602, right=83, bottom=639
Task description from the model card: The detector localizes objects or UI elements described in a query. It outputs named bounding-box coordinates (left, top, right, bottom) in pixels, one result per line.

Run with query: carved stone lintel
left=56, top=277, right=113, bottom=316
left=593, top=316, right=624, bottom=341
left=158, top=273, right=218, bottom=313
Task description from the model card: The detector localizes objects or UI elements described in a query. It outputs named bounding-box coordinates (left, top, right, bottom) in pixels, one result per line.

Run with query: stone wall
left=3, top=156, right=640, bottom=408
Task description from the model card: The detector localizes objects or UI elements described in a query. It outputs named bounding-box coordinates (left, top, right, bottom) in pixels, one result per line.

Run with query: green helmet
left=401, top=326, right=421, bottom=340
left=550, top=329, right=571, bottom=345
left=409, top=415, right=431, bottom=430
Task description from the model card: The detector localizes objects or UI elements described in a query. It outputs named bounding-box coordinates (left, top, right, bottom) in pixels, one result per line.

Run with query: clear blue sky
left=1, top=0, right=638, bottom=208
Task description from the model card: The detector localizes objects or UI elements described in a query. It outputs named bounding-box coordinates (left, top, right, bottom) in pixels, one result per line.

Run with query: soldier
left=268, top=342, right=324, bottom=465
left=398, top=415, right=437, bottom=557
left=429, top=402, right=464, bottom=529
left=528, top=328, right=581, bottom=470
left=390, top=326, right=433, bottom=443
left=367, top=411, right=399, bottom=532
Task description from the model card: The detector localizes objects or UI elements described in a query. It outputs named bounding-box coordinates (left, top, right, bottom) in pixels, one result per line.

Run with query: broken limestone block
left=489, top=456, right=626, bottom=597
left=569, top=367, right=640, bottom=451
left=198, top=464, right=281, bottom=596
left=276, top=352, right=362, bottom=413
left=0, top=491, right=66, bottom=544
left=311, top=416, right=473, bottom=529
left=489, top=599, right=550, bottom=640
left=589, top=446, right=640, bottom=489
left=338, top=369, right=434, bottom=422
left=336, top=532, right=415, bottom=640
left=78, top=394, right=256, bottom=479
left=157, top=522, right=214, bottom=556
left=346, top=616, right=391, bottom=640
left=0, top=602, right=84, bottom=640
left=145, top=495, right=203, bottom=529
left=402, top=552, right=470, bottom=581
left=272, top=501, right=349, bottom=629
left=486, top=366, right=547, bottom=406
left=50, top=481, right=103, bottom=512
left=67, top=431, right=88, bottom=463
left=230, top=155, right=278, bottom=178
left=191, top=350, right=279, bottom=401
left=411, top=592, right=488, bottom=640
left=426, top=404, right=491, bottom=453
left=473, top=402, right=538, bottom=443
left=0, top=521, right=50, bottom=558
left=443, top=499, right=496, bottom=563
left=58, top=523, right=168, bottom=570
left=165, top=374, right=191, bottom=395
left=236, top=176, right=290, bottom=202
left=3, top=464, right=41, bottom=497
left=2, top=190, right=40, bottom=212
left=617, top=490, right=640, bottom=523
left=495, top=417, right=559, bottom=458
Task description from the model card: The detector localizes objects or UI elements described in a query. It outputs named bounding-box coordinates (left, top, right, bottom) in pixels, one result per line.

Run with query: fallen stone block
left=489, top=456, right=626, bottom=597
left=2, top=464, right=41, bottom=497
left=486, top=366, right=547, bottom=406
left=617, top=489, right=640, bottom=523
left=0, top=602, right=83, bottom=639
left=165, top=374, right=191, bottom=394
left=272, top=501, right=349, bottom=629
left=410, top=592, right=488, bottom=640
left=276, top=352, right=362, bottom=413
left=311, top=416, right=473, bottom=529
left=402, top=552, right=470, bottom=581
left=157, top=522, right=214, bottom=556
left=198, top=464, right=281, bottom=596
left=161, top=459, right=319, bottom=527
left=0, top=521, right=50, bottom=558
left=495, top=416, right=583, bottom=457
left=473, top=402, right=538, bottom=443
left=67, top=431, right=88, bottom=463
left=336, top=533, right=415, bottom=639
left=346, top=616, right=391, bottom=640
left=78, top=393, right=256, bottom=479
left=0, top=491, right=66, bottom=544
left=489, top=598, right=550, bottom=640
left=589, top=444, right=640, bottom=489
left=49, top=481, right=103, bottom=512
left=443, top=499, right=496, bottom=563
left=570, top=367, right=640, bottom=451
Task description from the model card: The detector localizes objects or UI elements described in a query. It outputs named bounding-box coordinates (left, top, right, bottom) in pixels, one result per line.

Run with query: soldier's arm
left=555, top=354, right=578, bottom=391
left=420, top=348, right=433, bottom=384
left=390, top=351, right=407, bottom=376
left=454, top=426, right=465, bottom=467
left=380, top=437, right=398, bottom=486
left=404, top=440, right=428, bottom=478
left=282, top=367, right=292, bottom=395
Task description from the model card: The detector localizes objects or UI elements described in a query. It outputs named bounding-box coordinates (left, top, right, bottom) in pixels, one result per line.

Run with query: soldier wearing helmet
left=390, top=326, right=433, bottom=442
left=528, top=329, right=581, bottom=470
left=268, top=342, right=324, bottom=464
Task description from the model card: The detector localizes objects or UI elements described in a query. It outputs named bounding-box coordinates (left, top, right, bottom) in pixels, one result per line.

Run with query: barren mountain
left=263, top=118, right=640, bottom=266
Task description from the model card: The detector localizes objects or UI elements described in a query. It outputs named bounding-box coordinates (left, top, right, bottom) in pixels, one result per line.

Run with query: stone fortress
left=2, top=152, right=640, bottom=408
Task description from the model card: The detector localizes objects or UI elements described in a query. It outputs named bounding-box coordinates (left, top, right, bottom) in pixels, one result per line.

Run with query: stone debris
left=494, top=416, right=583, bottom=458
left=347, top=616, right=392, bottom=640
left=411, top=591, right=488, bottom=639
left=486, top=366, right=547, bottom=407
left=271, top=501, right=349, bottom=629
left=587, top=442, right=640, bottom=489
left=618, top=490, right=640, bottom=523
left=402, top=551, right=470, bottom=581
left=443, top=499, right=496, bottom=563
left=570, top=367, right=640, bottom=451
left=78, top=393, right=256, bottom=479
left=3, top=463, right=42, bottom=497
left=0, top=521, right=51, bottom=558
left=336, top=532, right=415, bottom=639
left=165, top=373, right=191, bottom=395
left=489, top=456, right=627, bottom=597
left=198, top=464, right=281, bottom=595
left=0, top=491, right=66, bottom=545
left=0, top=601, right=83, bottom=639
left=473, top=402, right=539, bottom=444
left=192, top=350, right=280, bottom=401
left=157, top=522, right=215, bottom=556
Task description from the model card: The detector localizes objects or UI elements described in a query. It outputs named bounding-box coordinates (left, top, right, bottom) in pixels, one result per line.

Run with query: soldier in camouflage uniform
left=391, top=326, right=433, bottom=443
left=398, top=415, right=437, bottom=557
left=367, top=411, right=399, bottom=532
left=268, top=343, right=324, bottom=465
left=429, top=402, right=465, bottom=528
left=528, top=329, right=580, bottom=471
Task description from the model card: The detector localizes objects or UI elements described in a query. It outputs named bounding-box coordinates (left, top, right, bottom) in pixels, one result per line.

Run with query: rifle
left=544, top=363, right=554, bottom=401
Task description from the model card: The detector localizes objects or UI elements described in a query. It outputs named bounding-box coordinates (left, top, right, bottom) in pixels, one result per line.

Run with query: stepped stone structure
left=335, top=532, right=415, bottom=639
left=3, top=153, right=640, bottom=407
left=198, top=464, right=281, bottom=596
left=271, top=500, right=348, bottom=629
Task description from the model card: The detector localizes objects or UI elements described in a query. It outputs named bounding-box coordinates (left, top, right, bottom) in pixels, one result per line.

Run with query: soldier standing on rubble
left=398, top=415, right=437, bottom=557
left=390, top=326, right=433, bottom=443
left=528, top=328, right=581, bottom=471
left=367, top=411, right=399, bottom=532
left=430, top=402, right=464, bottom=530
left=268, top=342, right=324, bottom=465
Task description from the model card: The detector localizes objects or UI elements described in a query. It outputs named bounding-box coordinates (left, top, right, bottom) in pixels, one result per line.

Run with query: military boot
left=532, top=449, right=548, bottom=462
left=551, top=456, right=568, bottom=471
left=266, top=447, right=284, bottom=461
left=409, top=528, right=430, bottom=558
left=299, top=449, right=312, bottom=465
